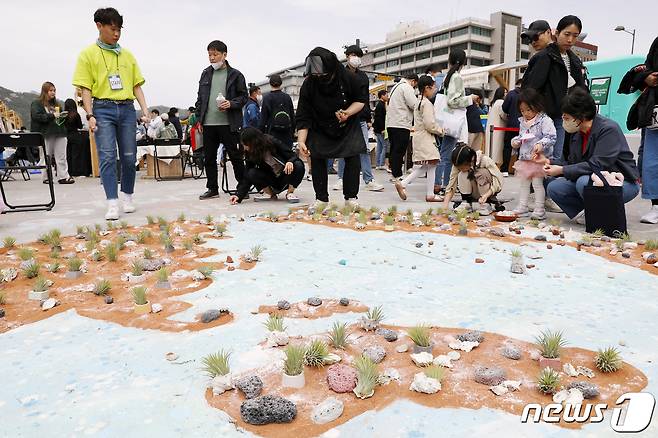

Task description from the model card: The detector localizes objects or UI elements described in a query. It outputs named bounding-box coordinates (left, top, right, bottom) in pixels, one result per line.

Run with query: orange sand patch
left=258, top=298, right=368, bottom=319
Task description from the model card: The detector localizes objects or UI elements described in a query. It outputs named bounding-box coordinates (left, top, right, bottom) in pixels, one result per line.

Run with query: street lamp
left=614, top=26, right=636, bottom=55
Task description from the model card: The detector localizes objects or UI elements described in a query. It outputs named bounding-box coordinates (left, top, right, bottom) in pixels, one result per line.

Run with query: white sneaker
left=477, top=203, right=493, bottom=216
left=502, top=172, right=509, bottom=177
left=120, top=192, right=136, bottom=213
left=364, top=180, right=384, bottom=192
left=513, top=206, right=529, bottom=217
left=574, top=210, right=586, bottom=225
left=105, top=199, right=120, bottom=221
left=332, top=179, right=343, bottom=191
left=544, top=198, right=563, bottom=213
left=344, top=199, right=360, bottom=211
left=530, top=209, right=546, bottom=220
left=640, top=205, right=658, bottom=224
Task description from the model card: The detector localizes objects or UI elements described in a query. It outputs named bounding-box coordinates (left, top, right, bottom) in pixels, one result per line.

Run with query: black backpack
left=270, top=102, right=291, bottom=132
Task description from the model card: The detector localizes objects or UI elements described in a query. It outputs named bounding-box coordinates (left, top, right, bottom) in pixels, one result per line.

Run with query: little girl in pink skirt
left=511, top=89, right=557, bottom=219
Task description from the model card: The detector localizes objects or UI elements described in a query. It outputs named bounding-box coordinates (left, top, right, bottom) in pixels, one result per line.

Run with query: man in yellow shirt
left=72, top=7, right=150, bottom=220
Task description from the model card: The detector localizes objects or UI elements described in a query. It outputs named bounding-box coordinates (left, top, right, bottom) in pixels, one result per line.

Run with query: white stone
left=576, top=366, right=595, bottom=378
left=409, top=372, right=441, bottom=394
left=171, top=270, right=191, bottom=279
left=75, top=243, right=86, bottom=253
left=208, top=374, right=234, bottom=396
left=396, top=344, right=409, bottom=353
left=448, top=340, right=479, bottom=352
left=501, top=380, right=521, bottom=391
left=378, top=368, right=401, bottom=385
left=432, top=355, right=453, bottom=368
left=323, top=353, right=341, bottom=365
left=265, top=330, right=290, bottom=348
left=41, top=298, right=59, bottom=310
left=530, top=349, right=542, bottom=361
left=490, top=385, right=509, bottom=396
left=173, top=226, right=186, bottom=236
left=1, top=268, right=18, bottom=282
left=311, top=397, right=343, bottom=424
left=622, top=242, right=638, bottom=250
left=151, top=303, right=163, bottom=313
left=165, top=352, right=178, bottom=361
left=410, top=352, right=433, bottom=367
left=563, top=363, right=579, bottom=377
left=446, top=351, right=461, bottom=361
left=553, top=388, right=584, bottom=405
left=124, top=241, right=137, bottom=247
left=190, top=270, right=205, bottom=281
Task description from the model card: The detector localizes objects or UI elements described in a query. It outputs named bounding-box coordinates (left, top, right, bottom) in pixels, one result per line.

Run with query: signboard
left=375, top=74, right=394, bottom=81
left=590, top=77, right=611, bottom=106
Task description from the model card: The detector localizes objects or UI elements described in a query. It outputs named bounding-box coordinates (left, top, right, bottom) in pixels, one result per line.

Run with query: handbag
left=191, top=122, right=203, bottom=151
left=583, top=167, right=627, bottom=237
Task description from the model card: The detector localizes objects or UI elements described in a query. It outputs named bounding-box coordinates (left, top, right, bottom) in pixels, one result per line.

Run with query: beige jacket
left=445, top=151, right=503, bottom=196
left=385, top=79, right=417, bottom=130
left=412, top=97, right=443, bottom=162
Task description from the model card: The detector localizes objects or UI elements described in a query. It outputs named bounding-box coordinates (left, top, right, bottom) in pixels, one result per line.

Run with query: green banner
left=590, top=77, right=611, bottom=106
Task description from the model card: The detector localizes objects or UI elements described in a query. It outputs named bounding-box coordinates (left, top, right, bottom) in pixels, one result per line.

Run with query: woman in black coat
left=296, top=47, right=368, bottom=210
left=229, top=127, right=305, bottom=204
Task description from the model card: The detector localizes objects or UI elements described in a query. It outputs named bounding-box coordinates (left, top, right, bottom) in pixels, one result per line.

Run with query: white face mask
left=257, top=95, right=263, bottom=105
left=211, top=60, right=224, bottom=70
left=563, top=118, right=582, bottom=133
left=348, top=55, right=361, bottom=68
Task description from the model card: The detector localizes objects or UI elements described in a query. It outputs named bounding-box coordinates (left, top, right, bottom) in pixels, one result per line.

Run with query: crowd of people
left=21, top=6, right=657, bottom=228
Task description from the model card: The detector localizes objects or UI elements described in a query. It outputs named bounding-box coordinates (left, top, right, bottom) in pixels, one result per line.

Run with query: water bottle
left=216, top=92, right=226, bottom=110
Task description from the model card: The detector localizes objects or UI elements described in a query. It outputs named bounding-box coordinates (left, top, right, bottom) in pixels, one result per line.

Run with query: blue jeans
left=375, top=132, right=388, bottom=167
left=337, top=121, right=374, bottom=184
left=436, top=135, right=458, bottom=186
left=547, top=175, right=640, bottom=219
left=552, top=117, right=565, bottom=162
left=93, top=100, right=137, bottom=200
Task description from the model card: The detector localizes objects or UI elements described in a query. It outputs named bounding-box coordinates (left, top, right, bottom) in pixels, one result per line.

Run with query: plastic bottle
left=216, top=93, right=226, bottom=110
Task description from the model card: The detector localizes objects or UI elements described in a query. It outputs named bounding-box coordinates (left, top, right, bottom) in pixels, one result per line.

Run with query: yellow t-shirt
left=72, top=43, right=145, bottom=100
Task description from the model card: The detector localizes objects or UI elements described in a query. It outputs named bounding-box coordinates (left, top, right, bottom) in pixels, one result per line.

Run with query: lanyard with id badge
left=100, top=47, right=123, bottom=90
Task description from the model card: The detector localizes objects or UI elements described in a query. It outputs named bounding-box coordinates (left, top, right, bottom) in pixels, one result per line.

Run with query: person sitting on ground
left=441, top=144, right=504, bottom=215
left=155, top=113, right=178, bottom=139
left=229, top=127, right=305, bottom=204
left=545, top=88, right=640, bottom=224
left=394, top=75, right=444, bottom=202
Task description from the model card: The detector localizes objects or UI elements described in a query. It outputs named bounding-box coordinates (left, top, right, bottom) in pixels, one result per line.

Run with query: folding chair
left=0, top=132, right=55, bottom=213
left=152, top=138, right=186, bottom=181
left=187, top=147, right=206, bottom=180
left=220, top=156, right=259, bottom=196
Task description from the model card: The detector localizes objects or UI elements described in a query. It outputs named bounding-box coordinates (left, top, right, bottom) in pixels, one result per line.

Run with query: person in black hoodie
left=229, top=127, right=305, bottom=204
left=194, top=40, right=248, bottom=200
left=167, top=107, right=182, bottom=139
left=373, top=89, right=388, bottom=169
left=260, top=74, right=296, bottom=147
left=522, top=15, right=586, bottom=163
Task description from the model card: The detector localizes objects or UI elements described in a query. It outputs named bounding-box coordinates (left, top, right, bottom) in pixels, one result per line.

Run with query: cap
left=160, top=113, right=169, bottom=121
left=521, top=20, right=551, bottom=44
left=344, top=44, right=364, bottom=57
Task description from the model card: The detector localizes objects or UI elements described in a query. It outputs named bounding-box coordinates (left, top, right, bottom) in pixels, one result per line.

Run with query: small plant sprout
left=353, top=354, right=378, bottom=398
left=328, top=321, right=348, bottom=349
left=85, top=240, right=97, bottom=253
left=549, top=218, right=562, bottom=228
left=358, top=211, right=368, bottom=224
left=130, top=260, right=144, bottom=277
left=157, top=216, right=168, bottom=227
left=93, top=279, right=112, bottom=296
left=136, top=230, right=148, bottom=244
left=48, top=262, right=61, bottom=273
left=263, top=314, right=286, bottom=332
left=535, top=329, right=567, bottom=359
left=455, top=208, right=468, bottom=222
left=2, top=236, right=16, bottom=248
left=33, top=276, right=49, bottom=292
left=407, top=324, right=432, bottom=347
left=198, top=266, right=214, bottom=279
left=162, top=235, right=174, bottom=251
left=283, top=344, right=305, bottom=376
left=18, top=247, right=35, bottom=261
left=155, top=268, right=168, bottom=283
left=131, top=286, right=148, bottom=305
left=204, top=214, right=214, bottom=225
left=471, top=211, right=480, bottom=220
left=23, top=261, right=41, bottom=279
left=537, top=367, right=561, bottom=394
left=365, top=305, right=385, bottom=323
left=420, top=214, right=433, bottom=226
left=595, top=347, right=623, bottom=373
left=425, top=207, right=434, bottom=216
left=50, top=248, right=61, bottom=259
left=370, top=206, right=380, bottom=213
left=91, top=250, right=103, bottom=262
left=311, top=212, right=322, bottom=222
left=0, top=292, right=5, bottom=305
left=37, top=232, right=49, bottom=244
left=119, top=220, right=129, bottom=230
left=202, top=350, right=231, bottom=378
left=644, top=239, right=658, bottom=251
left=146, top=215, right=156, bottom=225
left=106, top=220, right=116, bottom=230
left=580, top=234, right=594, bottom=245
left=115, top=235, right=126, bottom=250
left=248, top=245, right=264, bottom=262
left=192, top=234, right=203, bottom=245
left=45, top=230, right=62, bottom=248
left=341, top=205, right=353, bottom=218
left=86, top=230, right=100, bottom=244
left=304, top=339, right=330, bottom=367
left=105, top=243, right=118, bottom=262
left=76, top=225, right=86, bottom=235
left=177, top=212, right=186, bottom=222
left=424, top=365, right=446, bottom=381
left=405, top=208, right=414, bottom=219
left=314, top=201, right=327, bottom=213
left=328, top=202, right=339, bottom=212
left=510, top=248, right=523, bottom=258
left=94, top=223, right=102, bottom=232
left=215, top=222, right=227, bottom=237
left=383, top=215, right=395, bottom=226
left=183, top=239, right=194, bottom=251
left=67, top=257, right=83, bottom=272
left=143, top=248, right=154, bottom=260
left=528, top=218, right=540, bottom=227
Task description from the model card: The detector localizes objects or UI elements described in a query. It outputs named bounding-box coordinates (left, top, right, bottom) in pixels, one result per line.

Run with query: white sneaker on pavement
left=105, top=199, right=120, bottom=221
left=332, top=179, right=343, bottom=191
left=640, top=205, right=658, bottom=224
left=513, top=206, right=529, bottom=217
left=544, top=198, right=563, bottom=213
left=344, top=199, right=360, bottom=211
left=530, top=209, right=546, bottom=220
left=120, top=192, right=136, bottom=213
left=574, top=210, right=586, bottom=225
left=364, top=180, right=384, bottom=191
left=502, top=172, right=509, bottom=177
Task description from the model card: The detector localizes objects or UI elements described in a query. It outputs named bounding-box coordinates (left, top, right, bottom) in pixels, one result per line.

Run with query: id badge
left=108, top=73, right=123, bottom=90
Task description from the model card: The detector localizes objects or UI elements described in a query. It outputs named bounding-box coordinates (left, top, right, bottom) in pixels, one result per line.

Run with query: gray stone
left=489, top=227, right=506, bottom=237
left=277, top=300, right=291, bottom=310
left=534, top=235, right=547, bottom=242
left=339, top=298, right=349, bottom=306
left=41, top=298, right=59, bottom=311
left=141, top=258, right=166, bottom=271
left=0, top=308, right=5, bottom=318
left=476, top=219, right=491, bottom=228
left=474, top=366, right=506, bottom=386
left=622, top=251, right=631, bottom=259
left=510, top=262, right=525, bottom=274
left=457, top=331, right=484, bottom=343
left=415, top=242, right=423, bottom=248
left=19, top=259, right=37, bottom=270
left=200, top=309, right=229, bottom=323
left=362, top=346, right=386, bottom=364
left=501, top=345, right=522, bottom=360
left=104, top=296, right=114, bottom=304
left=236, top=375, right=263, bottom=399
left=592, top=241, right=602, bottom=248
left=376, top=328, right=398, bottom=342
left=567, top=381, right=600, bottom=399
left=601, top=235, right=611, bottom=242
left=307, top=297, right=322, bottom=306
left=240, top=395, right=297, bottom=425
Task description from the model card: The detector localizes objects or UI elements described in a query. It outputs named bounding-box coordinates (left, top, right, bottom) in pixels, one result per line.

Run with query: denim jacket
left=511, top=112, right=556, bottom=161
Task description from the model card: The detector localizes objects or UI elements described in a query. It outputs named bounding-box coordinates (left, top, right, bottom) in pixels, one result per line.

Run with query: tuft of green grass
left=198, top=266, right=214, bottom=279
left=424, top=365, right=446, bottom=381
left=645, top=239, right=658, bottom=251
left=50, top=248, right=61, bottom=259
left=358, top=211, right=368, bottom=224
left=407, top=324, right=432, bottom=347
left=304, top=339, right=329, bottom=367
left=249, top=245, right=264, bottom=261
left=383, top=215, right=395, bottom=226
left=85, top=240, right=97, bottom=253
left=510, top=248, right=523, bottom=258
left=528, top=218, right=540, bottom=227
left=115, top=235, right=126, bottom=250
left=425, top=207, right=434, bottom=216
left=3, top=236, right=16, bottom=248
left=204, top=214, right=214, bottom=225
left=119, top=220, right=129, bottom=230
left=76, top=225, right=86, bottom=235
left=86, top=230, right=99, bottom=245
left=263, top=314, right=286, bottom=332
left=202, top=350, right=231, bottom=377
left=283, top=344, right=305, bottom=376
left=162, top=235, right=174, bottom=251
left=535, top=329, right=567, bottom=359
left=182, top=238, right=194, bottom=251
left=94, top=223, right=102, bottom=232
left=365, top=305, right=385, bottom=323
left=420, top=214, right=433, bottom=226
left=106, top=220, right=116, bottom=230
left=405, top=208, right=414, bottom=218
left=105, top=243, right=118, bottom=262
left=177, top=212, right=186, bottom=222
left=328, top=321, right=348, bottom=349
left=155, top=267, right=168, bottom=282
left=157, top=216, right=168, bottom=227
left=48, top=262, right=60, bottom=273
left=143, top=248, right=154, bottom=260
left=131, top=286, right=148, bottom=305
left=23, top=261, right=41, bottom=279
left=340, top=205, right=353, bottom=218
left=146, top=215, right=156, bottom=225
left=33, top=276, right=49, bottom=292
left=93, top=279, right=112, bottom=296
left=353, top=355, right=378, bottom=398
left=91, top=250, right=103, bottom=262
left=192, top=234, right=203, bottom=245
left=215, top=223, right=227, bottom=236
left=592, top=228, right=605, bottom=238
left=537, top=367, right=561, bottom=394
left=595, top=346, right=623, bottom=373
left=18, top=247, right=35, bottom=261
left=130, top=260, right=144, bottom=276
left=67, top=257, right=83, bottom=272
left=0, top=292, right=5, bottom=305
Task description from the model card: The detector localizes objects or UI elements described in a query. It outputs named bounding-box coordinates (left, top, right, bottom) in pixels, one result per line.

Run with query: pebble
left=240, top=395, right=296, bottom=425
left=236, top=375, right=264, bottom=399
left=362, top=346, right=386, bottom=364
left=200, top=309, right=228, bottom=323
left=339, top=298, right=349, bottom=306
left=457, top=331, right=484, bottom=343
left=415, top=242, right=423, bottom=248
left=439, top=224, right=452, bottom=231
left=647, top=254, right=657, bottom=265
left=396, top=344, right=409, bottom=353
left=567, top=381, right=599, bottom=399
left=326, top=364, right=358, bottom=393
left=311, top=397, right=343, bottom=424
left=534, top=235, right=547, bottom=242
left=473, top=366, right=506, bottom=386
left=338, top=259, right=347, bottom=266
left=375, top=328, right=398, bottom=342
left=501, top=345, right=521, bottom=360
left=623, top=242, right=638, bottom=250
left=0, top=308, right=5, bottom=318
left=607, top=273, right=615, bottom=279
left=151, top=303, right=163, bottom=313
left=622, top=251, right=631, bottom=259
left=307, top=297, right=322, bottom=306
left=226, top=256, right=234, bottom=264
left=489, top=227, right=506, bottom=237
left=475, top=258, right=484, bottom=263
left=104, top=295, right=114, bottom=304
left=41, top=298, right=59, bottom=311
left=547, top=244, right=553, bottom=249
left=165, top=352, right=178, bottom=361
left=277, top=300, right=291, bottom=310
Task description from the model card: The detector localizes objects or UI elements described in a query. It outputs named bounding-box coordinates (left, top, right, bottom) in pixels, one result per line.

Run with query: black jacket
left=260, top=89, right=295, bottom=134
left=195, top=61, right=248, bottom=133
left=623, top=37, right=658, bottom=130
left=501, top=87, right=521, bottom=129
left=30, top=100, right=66, bottom=137
left=350, top=68, right=372, bottom=123
left=373, top=100, right=386, bottom=133
left=561, top=115, right=639, bottom=183
left=522, top=43, right=585, bottom=119
left=169, top=113, right=183, bottom=139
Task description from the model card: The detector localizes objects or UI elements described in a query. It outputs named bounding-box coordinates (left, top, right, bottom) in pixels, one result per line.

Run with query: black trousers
left=501, top=130, right=515, bottom=173
left=311, top=155, right=359, bottom=202
left=245, top=161, right=305, bottom=194
left=202, top=125, right=244, bottom=191
left=387, top=127, right=410, bottom=178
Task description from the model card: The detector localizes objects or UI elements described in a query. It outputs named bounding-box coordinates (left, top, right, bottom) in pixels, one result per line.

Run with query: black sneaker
left=199, top=190, right=219, bottom=200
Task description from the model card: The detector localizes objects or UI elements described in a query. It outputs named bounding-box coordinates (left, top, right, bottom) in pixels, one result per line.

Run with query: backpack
left=270, top=102, right=291, bottom=132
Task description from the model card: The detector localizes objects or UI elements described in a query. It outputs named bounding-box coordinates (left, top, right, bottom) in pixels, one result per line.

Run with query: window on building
left=374, top=62, right=386, bottom=70
left=469, top=58, right=492, bottom=67
left=451, top=27, right=469, bottom=38
left=437, top=61, right=448, bottom=70
left=471, top=26, right=492, bottom=37
left=416, top=51, right=431, bottom=61
left=416, top=37, right=431, bottom=47
left=432, top=47, right=449, bottom=57
left=451, top=42, right=468, bottom=52
left=520, top=51, right=530, bottom=60
left=401, top=42, right=415, bottom=51
left=433, top=32, right=449, bottom=42
left=373, top=50, right=385, bottom=58
left=386, top=46, right=400, bottom=55
left=401, top=55, right=415, bottom=64
left=470, top=42, right=491, bottom=53
left=387, top=59, right=399, bottom=67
